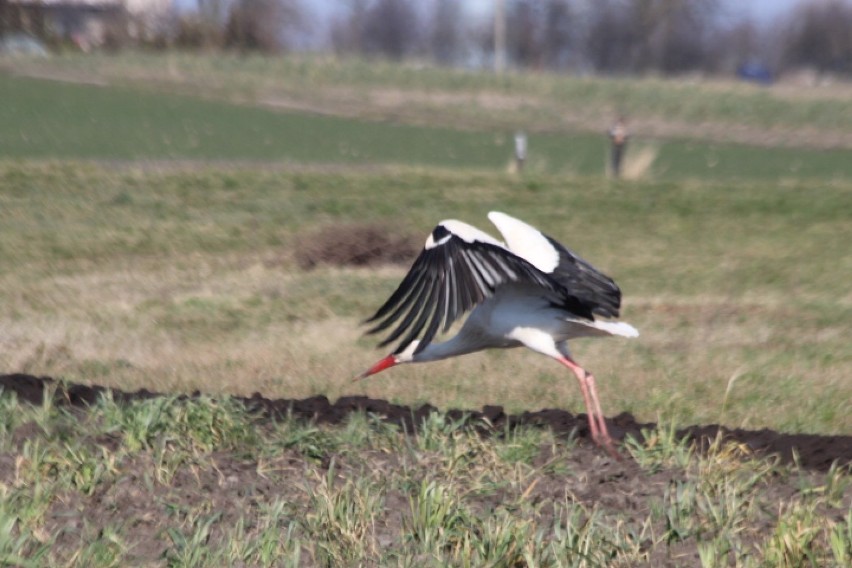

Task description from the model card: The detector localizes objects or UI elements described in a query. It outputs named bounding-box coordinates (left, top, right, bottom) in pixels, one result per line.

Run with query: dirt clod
left=294, top=223, right=420, bottom=269
left=1, top=373, right=849, bottom=471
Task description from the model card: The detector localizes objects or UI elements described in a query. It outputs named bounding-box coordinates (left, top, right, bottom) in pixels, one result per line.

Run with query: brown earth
left=293, top=222, right=420, bottom=270
left=2, top=373, right=851, bottom=565
left=2, top=373, right=849, bottom=472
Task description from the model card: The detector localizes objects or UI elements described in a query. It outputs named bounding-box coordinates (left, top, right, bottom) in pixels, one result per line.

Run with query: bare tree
left=179, top=0, right=228, bottom=48
left=430, top=0, right=463, bottom=64
left=585, top=0, right=640, bottom=73
left=224, top=0, right=303, bottom=52
left=585, top=0, right=719, bottom=74
left=542, top=0, right=575, bottom=69
left=329, top=0, right=370, bottom=54
left=0, top=0, right=10, bottom=38
left=197, top=0, right=228, bottom=37
left=330, top=0, right=419, bottom=59
left=703, top=19, right=778, bottom=75
left=632, top=0, right=718, bottom=73
left=362, top=0, right=419, bottom=59
left=782, top=0, right=852, bottom=75
left=503, top=0, right=575, bottom=69
left=507, top=0, right=543, bottom=67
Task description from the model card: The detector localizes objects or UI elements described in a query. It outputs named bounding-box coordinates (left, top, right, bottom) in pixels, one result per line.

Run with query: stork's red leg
left=583, top=372, right=614, bottom=447
left=558, top=357, right=622, bottom=460
left=571, top=365, right=601, bottom=441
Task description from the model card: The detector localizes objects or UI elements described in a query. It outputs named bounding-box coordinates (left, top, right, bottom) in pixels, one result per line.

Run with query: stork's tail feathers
left=592, top=320, right=639, bottom=337
left=566, top=319, right=639, bottom=338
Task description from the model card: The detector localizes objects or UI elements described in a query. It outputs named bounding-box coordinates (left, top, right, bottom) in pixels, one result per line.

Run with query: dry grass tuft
left=622, top=144, right=659, bottom=180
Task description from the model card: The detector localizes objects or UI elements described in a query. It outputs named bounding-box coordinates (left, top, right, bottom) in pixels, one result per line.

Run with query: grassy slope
left=0, top=75, right=505, bottom=168
left=1, top=163, right=849, bottom=436
left=6, top=53, right=852, bottom=134
left=3, top=74, right=852, bottom=180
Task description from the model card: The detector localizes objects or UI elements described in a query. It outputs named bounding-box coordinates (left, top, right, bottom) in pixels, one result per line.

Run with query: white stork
left=356, top=211, right=638, bottom=458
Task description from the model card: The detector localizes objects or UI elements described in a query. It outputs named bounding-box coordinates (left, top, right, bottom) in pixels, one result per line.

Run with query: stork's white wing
left=488, top=211, right=621, bottom=318
left=365, top=219, right=561, bottom=354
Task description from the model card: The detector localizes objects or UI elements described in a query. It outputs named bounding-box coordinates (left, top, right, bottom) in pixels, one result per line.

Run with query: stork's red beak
left=354, top=354, right=397, bottom=381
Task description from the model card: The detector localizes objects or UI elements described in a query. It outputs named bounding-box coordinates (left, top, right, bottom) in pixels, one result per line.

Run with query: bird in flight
left=356, top=211, right=638, bottom=458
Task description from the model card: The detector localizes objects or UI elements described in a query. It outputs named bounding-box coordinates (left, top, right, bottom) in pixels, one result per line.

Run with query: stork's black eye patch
left=432, top=225, right=450, bottom=241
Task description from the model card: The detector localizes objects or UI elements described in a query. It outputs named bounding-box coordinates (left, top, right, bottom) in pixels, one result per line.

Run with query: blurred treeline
left=37, top=0, right=852, bottom=78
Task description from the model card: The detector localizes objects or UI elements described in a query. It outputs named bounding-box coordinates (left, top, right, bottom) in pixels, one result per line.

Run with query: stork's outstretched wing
left=488, top=212, right=621, bottom=318
left=364, top=220, right=561, bottom=354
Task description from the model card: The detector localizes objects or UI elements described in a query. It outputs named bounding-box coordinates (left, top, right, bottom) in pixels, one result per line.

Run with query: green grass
left=1, top=51, right=850, bottom=568
left=0, top=388, right=849, bottom=566
left=0, top=162, right=850, bottom=435
left=656, top=138, right=852, bottom=179
left=3, top=74, right=852, bottom=180
left=6, top=52, right=852, bottom=134
left=0, top=75, right=506, bottom=168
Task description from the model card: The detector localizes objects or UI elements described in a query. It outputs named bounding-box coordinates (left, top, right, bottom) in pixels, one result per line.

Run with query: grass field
left=1, top=383, right=851, bottom=566
left=1, top=53, right=851, bottom=566
left=3, top=74, right=852, bottom=180
left=1, top=162, right=849, bottom=435
left=5, top=53, right=852, bottom=138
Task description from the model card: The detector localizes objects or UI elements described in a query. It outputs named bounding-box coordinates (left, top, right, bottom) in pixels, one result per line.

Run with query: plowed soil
left=3, top=373, right=849, bottom=471
left=2, top=373, right=851, bottom=565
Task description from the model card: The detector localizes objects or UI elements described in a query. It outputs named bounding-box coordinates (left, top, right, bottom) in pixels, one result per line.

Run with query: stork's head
left=355, top=340, right=420, bottom=380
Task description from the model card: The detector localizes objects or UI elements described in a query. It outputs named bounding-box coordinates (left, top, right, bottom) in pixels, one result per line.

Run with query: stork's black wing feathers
left=365, top=227, right=563, bottom=355
left=542, top=235, right=621, bottom=318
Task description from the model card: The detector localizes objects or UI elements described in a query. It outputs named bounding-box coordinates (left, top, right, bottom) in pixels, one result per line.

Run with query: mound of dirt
left=294, top=223, right=420, bottom=269
left=1, top=373, right=849, bottom=471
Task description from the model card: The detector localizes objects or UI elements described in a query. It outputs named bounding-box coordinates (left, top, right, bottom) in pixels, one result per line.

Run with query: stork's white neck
left=411, top=333, right=491, bottom=363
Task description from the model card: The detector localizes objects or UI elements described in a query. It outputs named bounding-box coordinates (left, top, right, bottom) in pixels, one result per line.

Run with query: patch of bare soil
left=2, top=373, right=851, bottom=565
left=293, top=222, right=421, bottom=269
left=2, top=374, right=849, bottom=471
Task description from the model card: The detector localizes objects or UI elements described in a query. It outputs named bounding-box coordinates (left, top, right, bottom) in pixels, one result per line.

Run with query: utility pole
left=494, top=0, right=506, bottom=73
